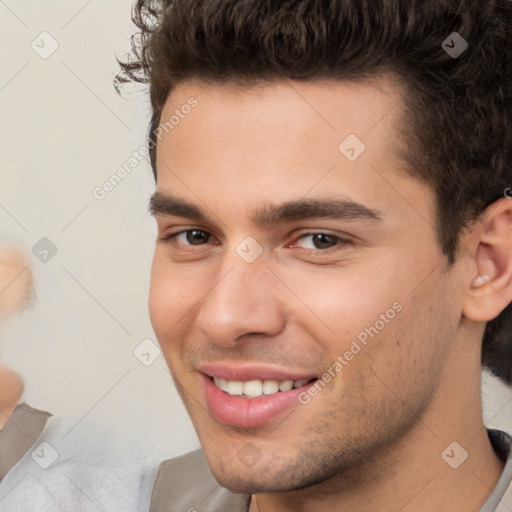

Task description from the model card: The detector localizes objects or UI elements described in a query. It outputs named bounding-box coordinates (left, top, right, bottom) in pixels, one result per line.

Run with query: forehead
left=160, top=76, right=403, bottom=149
left=154, top=77, right=430, bottom=226
left=157, top=77, right=405, bottom=170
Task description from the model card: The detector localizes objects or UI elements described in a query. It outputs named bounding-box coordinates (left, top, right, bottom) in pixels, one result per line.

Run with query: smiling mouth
left=212, top=376, right=317, bottom=398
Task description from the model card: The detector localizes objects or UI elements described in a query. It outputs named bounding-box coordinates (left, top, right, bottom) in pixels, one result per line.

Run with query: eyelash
left=160, top=230, right=214, bottom=249
left=160, top=229, right=352, bottom=255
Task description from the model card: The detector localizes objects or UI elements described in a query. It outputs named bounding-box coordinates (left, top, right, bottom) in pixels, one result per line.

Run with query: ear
left=462, top=198, right=512, bottom=322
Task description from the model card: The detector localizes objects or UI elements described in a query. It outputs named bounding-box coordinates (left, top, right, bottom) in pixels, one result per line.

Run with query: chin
left=208, top=466, right=296, bottom=495
left=200, top=441, right=329, bottom=495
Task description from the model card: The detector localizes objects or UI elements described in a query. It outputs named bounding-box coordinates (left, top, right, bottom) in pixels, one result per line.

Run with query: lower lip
left=202, top=375, right=315, bottom=428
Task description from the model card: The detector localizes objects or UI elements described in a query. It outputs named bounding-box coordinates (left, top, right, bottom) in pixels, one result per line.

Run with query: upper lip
left=199, top=362, right=317, bottom=382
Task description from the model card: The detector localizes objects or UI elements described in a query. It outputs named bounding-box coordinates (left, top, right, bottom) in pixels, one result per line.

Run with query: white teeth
left=243, top=380, right=263, bottom=397
left=214, top=377, right=312, bottom=398
left=226, top=380, right=244, bottom=396
left=215, top=378, right=228, bottom=392
left=278, top=380, right=294, bottom=392
left=214, top=378, right=245, bottom=396
left=262, top=380, right=279, bottom=395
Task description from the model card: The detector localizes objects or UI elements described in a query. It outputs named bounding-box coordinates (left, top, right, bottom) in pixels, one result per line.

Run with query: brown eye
left=310, top=233, right=338, bottom=249
left=183, top=230, right=210, bottom=245
left=295, top=233, right=341, bottom=250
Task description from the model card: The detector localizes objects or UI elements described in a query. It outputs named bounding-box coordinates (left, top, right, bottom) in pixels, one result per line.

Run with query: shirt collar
left=0, top=402, right=52, bottom=482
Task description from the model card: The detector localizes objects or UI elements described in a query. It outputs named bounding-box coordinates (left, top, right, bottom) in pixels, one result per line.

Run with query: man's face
left=149, top=78, right=463, bottom=493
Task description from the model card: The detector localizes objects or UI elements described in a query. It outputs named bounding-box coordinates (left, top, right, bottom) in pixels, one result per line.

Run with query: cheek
left=358, top=273, right=458, bottom=394
left=284, top=255, right=454, bottom=380
left=277, top=261, right=403, bottom=346
left=148, top=259, right=193, bottom=382
left=148, top=253, right=190, bottom=342
left=148, top=251, right=217, bottom=351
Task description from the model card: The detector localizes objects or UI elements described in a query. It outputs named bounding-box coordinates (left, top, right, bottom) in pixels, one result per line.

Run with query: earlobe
left=463, top=198, right=512, bottom=322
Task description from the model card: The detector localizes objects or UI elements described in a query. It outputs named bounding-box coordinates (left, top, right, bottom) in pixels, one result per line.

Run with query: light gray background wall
left=0, top=0, right=510, bottom=467
left=0, top=0, right=199, bottom=463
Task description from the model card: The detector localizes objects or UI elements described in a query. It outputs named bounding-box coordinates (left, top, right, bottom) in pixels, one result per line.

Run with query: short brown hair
left=116, top=0, right=512, bottom=381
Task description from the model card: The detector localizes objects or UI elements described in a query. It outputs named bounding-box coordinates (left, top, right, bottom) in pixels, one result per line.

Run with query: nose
left=195, top=256, right=286, bottom=347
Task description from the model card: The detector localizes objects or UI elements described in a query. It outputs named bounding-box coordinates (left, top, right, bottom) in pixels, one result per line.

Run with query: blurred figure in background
left=0, top=245, right=155, bottom=510
left=0, top=246, right=52, bottom=483
left=0, top=247, right=33, bottom=426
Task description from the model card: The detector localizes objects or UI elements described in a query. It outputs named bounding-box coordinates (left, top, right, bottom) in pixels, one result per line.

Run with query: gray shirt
left=0, top=403, right=157, bottom=511
left=150, top=429, right=512, bottom=512
left=0, top=403, right=51, bottom=482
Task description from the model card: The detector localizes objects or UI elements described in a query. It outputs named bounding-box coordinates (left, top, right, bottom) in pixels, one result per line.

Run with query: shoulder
left=150, top=450, right=250, bottom=512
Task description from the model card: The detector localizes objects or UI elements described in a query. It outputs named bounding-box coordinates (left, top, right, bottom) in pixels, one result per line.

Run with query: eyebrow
left=149, top=192, right=382, bottom=226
